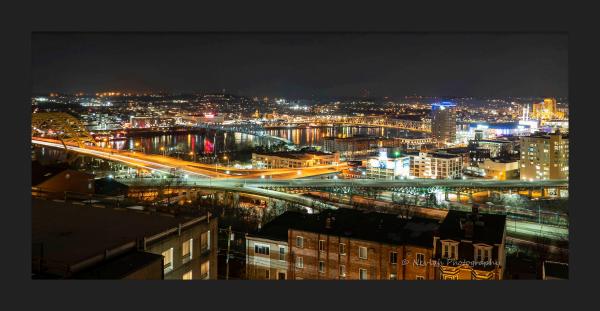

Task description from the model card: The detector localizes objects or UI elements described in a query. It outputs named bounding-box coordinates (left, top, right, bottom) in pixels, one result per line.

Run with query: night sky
left=32, top=33, right=568, bottom=98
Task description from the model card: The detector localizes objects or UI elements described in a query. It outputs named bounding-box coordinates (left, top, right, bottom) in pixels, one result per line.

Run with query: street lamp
left=223, top=155, right=229, bottom=167
left=160, top=146, right=165, bottom=157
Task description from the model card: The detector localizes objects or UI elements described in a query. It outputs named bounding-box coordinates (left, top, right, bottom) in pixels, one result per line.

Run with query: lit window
left=390, top=273, right=397, bottom=280
left=339, top=243, right=346, bottom=255
left=162, top=248, right=174, bottom=273
left=474, top=245, right=492, bottom=262
left=200, top=261, right=210, bottom=279
left=359, top=246, right=368, bottom=259
left=416, top=275, right=425, bottom=280
left=339, top=265, right=346, bottom=277
left=296, top=256, right=304, bottom=268
left=201, top=231, right=210, bottom=253
left=182, top=270, right=193, bottom=280
left=441, top=241, right=458, bottom=259
left=279, top=246, right=285, bottom=261
left=359, top=268, right=368, bottom=280
left=319, top=240, right=325, bottom=252
left=182, top=238, right=193, bottom=263
left=416, top=253, right=425, bottom=266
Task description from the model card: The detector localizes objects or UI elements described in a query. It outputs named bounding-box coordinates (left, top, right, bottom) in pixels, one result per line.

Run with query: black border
left=3, top=1, right=598, bottom=310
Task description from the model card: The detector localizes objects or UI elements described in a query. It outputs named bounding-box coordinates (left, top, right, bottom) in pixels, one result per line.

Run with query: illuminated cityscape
left=31, top=33, right=568, bottom=280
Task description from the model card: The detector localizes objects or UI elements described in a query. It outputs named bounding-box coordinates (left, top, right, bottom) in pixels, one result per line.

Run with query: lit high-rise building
left=519, top=131, right=569, bottom=181
left=431, top=102, right=457, bottom=146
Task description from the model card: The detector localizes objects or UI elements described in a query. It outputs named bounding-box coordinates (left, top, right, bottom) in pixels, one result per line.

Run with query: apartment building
left=32, top=198, right=217, bottom=280
left=247, top=208, right=440, bottom=280
left=519, top=131, right=569, bottom=181
left=408, top=152, right=463, bottom=179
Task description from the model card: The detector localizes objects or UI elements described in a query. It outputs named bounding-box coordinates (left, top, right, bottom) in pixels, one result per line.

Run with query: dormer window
left=441, top=240, right=459, bottom=260
left=474, top=244, right=492, bottom=262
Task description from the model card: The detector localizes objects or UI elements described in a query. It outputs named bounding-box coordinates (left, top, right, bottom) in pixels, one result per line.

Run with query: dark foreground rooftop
left=32, top=198, right=200, bottom=272
left=250, top=208, right=440, bottom=248
left=437, top=209, right=506, bottom=245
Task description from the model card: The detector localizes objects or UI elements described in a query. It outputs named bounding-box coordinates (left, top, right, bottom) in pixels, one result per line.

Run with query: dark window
left=390, top=252, right=398, bottom=264
left=255, top=245, right=269, bottom=255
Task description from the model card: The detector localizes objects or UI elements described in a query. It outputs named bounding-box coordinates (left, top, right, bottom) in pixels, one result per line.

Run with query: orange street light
left=223, top=155, right=229, bottom=166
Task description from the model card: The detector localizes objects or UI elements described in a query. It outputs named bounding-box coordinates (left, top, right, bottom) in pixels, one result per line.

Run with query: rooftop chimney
left=472, top=204, right=479, bottom=215
left=463, top=220, right=474, bottom=239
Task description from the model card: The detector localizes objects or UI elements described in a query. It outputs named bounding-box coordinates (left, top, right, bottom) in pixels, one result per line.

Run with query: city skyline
left=32, top=33, right=568, bottom=98
left=30, top=33, right=570, bottom=281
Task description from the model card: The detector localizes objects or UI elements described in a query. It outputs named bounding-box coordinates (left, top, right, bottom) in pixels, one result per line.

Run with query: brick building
left=245, top=212, right=294, bottom=280
left=247, top=208, right=440, bottom=280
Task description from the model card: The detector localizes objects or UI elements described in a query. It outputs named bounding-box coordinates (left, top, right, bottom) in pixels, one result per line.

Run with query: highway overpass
left=32, top=138, right=347, bottom=179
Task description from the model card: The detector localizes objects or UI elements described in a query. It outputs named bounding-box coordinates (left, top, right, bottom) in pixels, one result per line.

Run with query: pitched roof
left=249, top=208, right=440, bottom=248
left=437, top=210, right=506, bottom=245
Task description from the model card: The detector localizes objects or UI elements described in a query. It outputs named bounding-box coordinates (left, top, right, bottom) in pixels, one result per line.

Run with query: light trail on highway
left=32, top=138, right=348, bottom=179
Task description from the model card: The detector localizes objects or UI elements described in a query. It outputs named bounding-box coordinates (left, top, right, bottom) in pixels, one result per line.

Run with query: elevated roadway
left=32, top=137, right=347, bottom=179
left=117, top=176, right=568, bottom=190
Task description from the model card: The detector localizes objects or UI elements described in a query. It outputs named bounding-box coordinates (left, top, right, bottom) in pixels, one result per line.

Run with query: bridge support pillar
left=444, top=190, right=449, bottom=201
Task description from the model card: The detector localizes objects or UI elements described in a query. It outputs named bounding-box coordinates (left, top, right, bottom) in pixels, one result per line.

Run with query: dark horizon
left=32, top=33, right=568, bottom=99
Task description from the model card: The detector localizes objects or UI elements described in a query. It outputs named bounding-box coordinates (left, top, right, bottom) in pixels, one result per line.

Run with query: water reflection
left=93, top=126, right=425, bottom=160
left=266, top=126, right=425, bottom=146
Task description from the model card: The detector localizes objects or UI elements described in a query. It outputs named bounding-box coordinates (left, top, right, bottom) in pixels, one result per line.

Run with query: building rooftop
left=70, top=251, right=163, bottom=279
left=32, top=198, right=207, bottom=274
left=94, top=177, right=129, bottom=196
left=432, top=102, right=456, bottom=108
left=405, top=151, right=462, bottom=159
left=436, top=209, right=506, bottom=245
left=474, top=139, right=514, bottom=144
left=249, top=208, right=440, bottom=248
left=543, top=261, right=569, bottom=280
left=253, top=151, right=336, bottom=160
left=523, top=131, right=569, bottom=140
left=436, top=147, right=470, bottom=154
left=322, top=135, right=381, bottom=141
left=31, top=161, right=76, bottom=186
left=468, top=122, right=528, bottom=130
